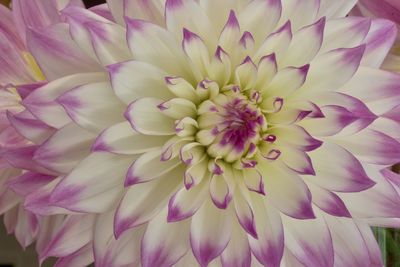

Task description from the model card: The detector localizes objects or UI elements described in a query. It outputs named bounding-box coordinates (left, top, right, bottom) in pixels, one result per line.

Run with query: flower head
left=2, top=0, right=400, bottom=266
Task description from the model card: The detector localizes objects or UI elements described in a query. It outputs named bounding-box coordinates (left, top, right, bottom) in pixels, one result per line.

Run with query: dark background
left=84, top=0, right=106, bottom=7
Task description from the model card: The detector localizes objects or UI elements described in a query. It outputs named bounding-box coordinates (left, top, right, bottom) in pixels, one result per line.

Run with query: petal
left=183, top=29, right=211, bottom=80
left=278, top=0, right=319, bottom=31
left=8, top=171, right=54, bottom=197
left=337, top=165, right=400, bottom=218
left=296, top=45, right=365, bottom=96
left=22, top=72, right=107, bottom=128
left=341, top=67, right=400, bottom=115
left=210, top=173, right=233, bottom=209
left=333, top=129, right=400, bottom=165
left=124, top=97, right=176, bottom=136
left=321, top=17, right=371, bottom=52
left=282, top=212, right=334, bottom=267
left=324, top=215, right=373, bottom=267
left=94, top=211, right=143, bottom=267
left=279, top=146, right=316, bottom=176
left=255, top=53, right=278, bottom=90
left=34, top=123, right=95, bottom=174
left=298, top=105, right=358, bottom=137
left=84, top=20, right=131, bottom=65
left=221, top=218, right=252, bottom=267
left=165, top=0, right=216, bottom=46
left=248, top=193, right=284, bottom=267
left=306, top=183, right=351, bottom=217
left=92, top=121, right=170, bottom=155
left=262, top=64, right=309, bottom=97
left=141, top=209, right=190, bottom=267
left=114, top=166, right=183, bottom=238
left=361, top=19, right=397, bottom=68
left=269, top=124, right=322, bottom=151
left=190, top=199, right=232, bottom=267
left=26, top=24, right=102, bottom=80
left=238, top=0, right=282, bottom=44
left=306, top=142, right=375, bottom=192
left=57, top=81, right=125, bottom=133
left=125, top=17, right=194, bottom=80
left=234, top=57, right=258, bottom=91
left=39, top=215, right=95, bottom=261
left=167, top=179, right=208, bottom=222
left=108, top=60, right=173, bottom=104
left=318, top=0, right=357, bottom=18
left=125, top=148, right=181, bottom=186
left=259, top=163, right=315, bottom=219
left=281, top=17, right=325, bottom=67
left=243, top=168, right=265, bottom=195
left=54, top=243, right=94, bottom=267
left=7, top=110, right=56, bottom=143
left=254, top=21, right=292, bottom=63
left=50, top=152, right=134, bottom=212
left=14, top=207, right=38, bottom=249
left=123, top=0, right=164, bottom=25
left=233, top=185, right=258, bottom=238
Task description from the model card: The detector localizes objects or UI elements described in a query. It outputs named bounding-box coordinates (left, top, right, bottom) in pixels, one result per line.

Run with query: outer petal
left=57, top=81, right=125, bottom=133
left=296, top=45, right=365, bottom=96
left=167, top=179, right=208, bottom=222
left=282, top=212, right=334, bottom=267
left=307, top=142, right=375, bottom=192
left=39, top=215, right=95, bottom=261
left=221, top=218, right=252, bottom=267
left=324, top=215, right=373, bottom=267
left=318, top=0, right=358, bottom=18
left=333, top=129, right=400, bottom=165
left=141, top=208, right=190, bottom=267
left=26, top=23, right=101, bottom=80
left=94, top=211, right=143, bottom=267
left=54, top=243, right=94, bottom=267
left=114, top=166, right=183, bottom=238
left=34, top=123, right=95, bottom=174
left=22, top=72, right=107, bottom=128
left=92, top=121, right=170, bottom=155
left=238, top=0, right=282, bottom=44
left=190, top=199, right=232, bottom=267
left=361, top=19, right=397, bottom=68
left=278, top=0, right=319, bottom=31
left=125, top=18, right=194, bottom=80
left=248, top=193, right=284, bottom=267
left=125, top=148, right=181, bottom=186
left=165, top=0, right=216, bottom=46
left=259, top=163, right=314, bottom=219
left=50, top=152, right=135, bottom=212
left=281, top=18, right=325, bottom=67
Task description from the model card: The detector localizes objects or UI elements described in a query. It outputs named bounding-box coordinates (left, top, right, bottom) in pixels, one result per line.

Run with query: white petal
left=58, top=81, right=125, bottom=133
left=34, top=123, right=95, bottom=174
left=50, top=152, right=135, bottom=212
left=141, top=208, right=190, bottom=267
left=190, top=199, right=232, bottom=267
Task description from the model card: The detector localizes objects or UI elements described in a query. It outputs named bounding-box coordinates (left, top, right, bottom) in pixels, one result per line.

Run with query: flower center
left=197, top=91, right=267, bottom=163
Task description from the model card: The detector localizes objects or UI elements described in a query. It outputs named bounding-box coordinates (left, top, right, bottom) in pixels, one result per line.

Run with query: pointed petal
left=114, top=166, right=183, bottom=238
left=248, top=193, right=284, bottom=267
left=124, top=97, right=176, bottom=136
left=50, top=152, right=134, bottom=212
left=307, top=142, right=375, bottom=192
left=190, top=199, right=232, bottom=267
left=141, top=209, right=190, bottom=267
left=34, top=123, right=95, bottom=174
left=26, top=24, right=101, bottom=80
left=57, top=81, right=125, bottom=133
left=92, top=121, right=169, bottom=155
left=282, top=212, right=334, bottom=267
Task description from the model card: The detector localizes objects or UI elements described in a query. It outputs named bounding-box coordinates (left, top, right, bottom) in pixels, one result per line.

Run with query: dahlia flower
left=0, top=1, right=98, bottom=266
left=2, top=0, right=400, bottom=266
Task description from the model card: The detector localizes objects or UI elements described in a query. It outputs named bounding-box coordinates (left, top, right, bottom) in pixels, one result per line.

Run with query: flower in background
left=0, top=1, right=98, bottom=266
left=353, top=0, right=400, bottom=72
left=2, top=0, right=400, bottom=266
